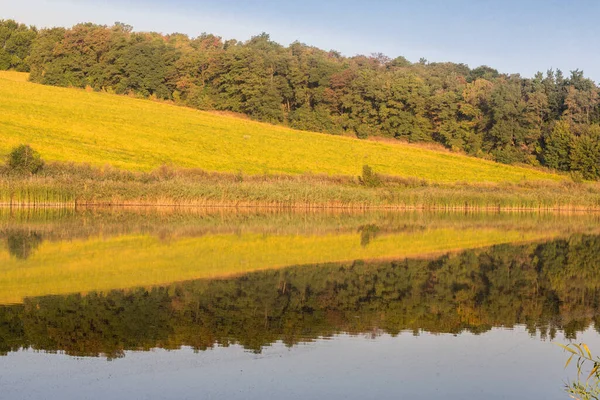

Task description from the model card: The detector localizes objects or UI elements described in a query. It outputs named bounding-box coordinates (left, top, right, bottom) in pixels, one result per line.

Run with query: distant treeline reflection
left=1, top=234, right=599, bottom=359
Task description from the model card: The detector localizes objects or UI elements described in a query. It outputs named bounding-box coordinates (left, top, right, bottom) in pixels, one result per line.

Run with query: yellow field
left=0, top=227, right=555, bottom=304
left=0, top=72, right=562, bottom=183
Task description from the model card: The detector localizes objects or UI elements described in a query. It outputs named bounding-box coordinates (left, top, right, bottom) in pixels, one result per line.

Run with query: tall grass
left=0, top=162, right=599, bottom=210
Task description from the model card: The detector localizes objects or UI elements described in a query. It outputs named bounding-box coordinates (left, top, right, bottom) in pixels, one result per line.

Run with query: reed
left=1, top=162, right=599, bottom=210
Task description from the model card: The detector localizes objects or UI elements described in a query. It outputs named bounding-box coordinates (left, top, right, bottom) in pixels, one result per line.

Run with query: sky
left=3, top=0, right=600, bottom=81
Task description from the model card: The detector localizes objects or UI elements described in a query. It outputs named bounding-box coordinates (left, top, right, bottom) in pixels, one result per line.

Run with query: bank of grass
left=0, top=162, right=599, bottom=210
left=0, top=71, right=564, bottom=183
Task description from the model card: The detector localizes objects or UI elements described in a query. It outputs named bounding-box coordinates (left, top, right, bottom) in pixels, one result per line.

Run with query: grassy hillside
left=0, top=71, right=562, bottom=184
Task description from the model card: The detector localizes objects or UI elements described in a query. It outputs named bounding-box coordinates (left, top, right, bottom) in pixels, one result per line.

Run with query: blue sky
left=3, top=0, right=600, bottom=81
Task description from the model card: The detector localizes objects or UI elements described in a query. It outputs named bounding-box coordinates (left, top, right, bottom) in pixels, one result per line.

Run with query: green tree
left=543, top=121, right=573, bottom=171
left=115, top=35, right=171, bottom=98
left=570, top=127, right=600, bottom=180
left=27, top=27, right=67, bottom=83
left=0, top=20, right=37, bottom=71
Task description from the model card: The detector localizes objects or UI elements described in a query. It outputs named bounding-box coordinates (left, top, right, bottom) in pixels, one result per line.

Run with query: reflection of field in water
left=1, top=208, right=599, bottom=304
left=1, top=231, right=600, bottom=359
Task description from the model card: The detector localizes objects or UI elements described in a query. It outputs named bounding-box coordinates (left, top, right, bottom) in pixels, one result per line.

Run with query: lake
left=1, top=208, right=600, bottom=399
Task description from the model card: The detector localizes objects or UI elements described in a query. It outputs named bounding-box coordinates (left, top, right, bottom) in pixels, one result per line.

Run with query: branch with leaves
left=558, top=343, right=600, bottom=400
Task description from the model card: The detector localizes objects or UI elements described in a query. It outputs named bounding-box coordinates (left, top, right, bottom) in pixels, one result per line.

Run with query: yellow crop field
left=0, top=227, right=556, bottom=304
left=0, top=71, right=563, bottom=183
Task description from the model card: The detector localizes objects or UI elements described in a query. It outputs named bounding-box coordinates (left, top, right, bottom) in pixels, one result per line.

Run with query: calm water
left=1, top=208, right=600, bottom=399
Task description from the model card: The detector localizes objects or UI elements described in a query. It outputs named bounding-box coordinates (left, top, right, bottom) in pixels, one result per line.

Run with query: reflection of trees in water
left=4, top=230, right=43, bottom=260
left=1, top=234, right=600, bottom=359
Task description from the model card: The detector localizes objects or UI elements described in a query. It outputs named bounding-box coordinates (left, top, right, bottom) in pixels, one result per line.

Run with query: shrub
left=359, top=164, right=381, bottom=187
left=6, top=144, right=44, bottom=175
left=570, top=171, right=585, bottom=184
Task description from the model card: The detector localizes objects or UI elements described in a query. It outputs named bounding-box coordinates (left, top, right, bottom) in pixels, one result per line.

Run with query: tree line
left=2, top=19, right=600, bottom=179
left=1, top=234, right=599, bottom=358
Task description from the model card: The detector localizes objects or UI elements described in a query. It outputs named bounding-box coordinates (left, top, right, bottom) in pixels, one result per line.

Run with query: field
left=0, top=71, right=563, bottom=184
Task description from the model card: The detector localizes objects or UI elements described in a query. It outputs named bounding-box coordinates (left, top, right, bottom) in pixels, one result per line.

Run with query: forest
left=1, top=19, right=600, bottom=179
left=0, top=234, right=599, bottom=358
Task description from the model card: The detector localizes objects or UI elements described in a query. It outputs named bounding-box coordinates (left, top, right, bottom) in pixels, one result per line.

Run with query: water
left=1, top=208, right=600, bottom=399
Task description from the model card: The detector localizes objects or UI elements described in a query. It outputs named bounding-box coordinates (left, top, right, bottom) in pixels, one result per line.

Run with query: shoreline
left=1, top=162, right=599, bottom=212
left=1, top=201, right=600, bottom=212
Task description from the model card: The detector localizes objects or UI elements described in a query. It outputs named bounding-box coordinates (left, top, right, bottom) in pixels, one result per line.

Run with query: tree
left=27, top=27, right=66, bottom=83
left=570, top=127, right=600, bottom=180
left=486, top=79, right=531, bottom=163
left=542, top=121, right=572, bottom=171
left=0, top=20, right=37, bottom=71
left=115, top=35, right=171, bottom=98
left=469, top=65, right=499, bottom=82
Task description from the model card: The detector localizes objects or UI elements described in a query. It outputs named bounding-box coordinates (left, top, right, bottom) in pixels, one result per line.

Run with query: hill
left=0, top=71, right=562, bottom=184
left=2, top=20, right=600, bottom=181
